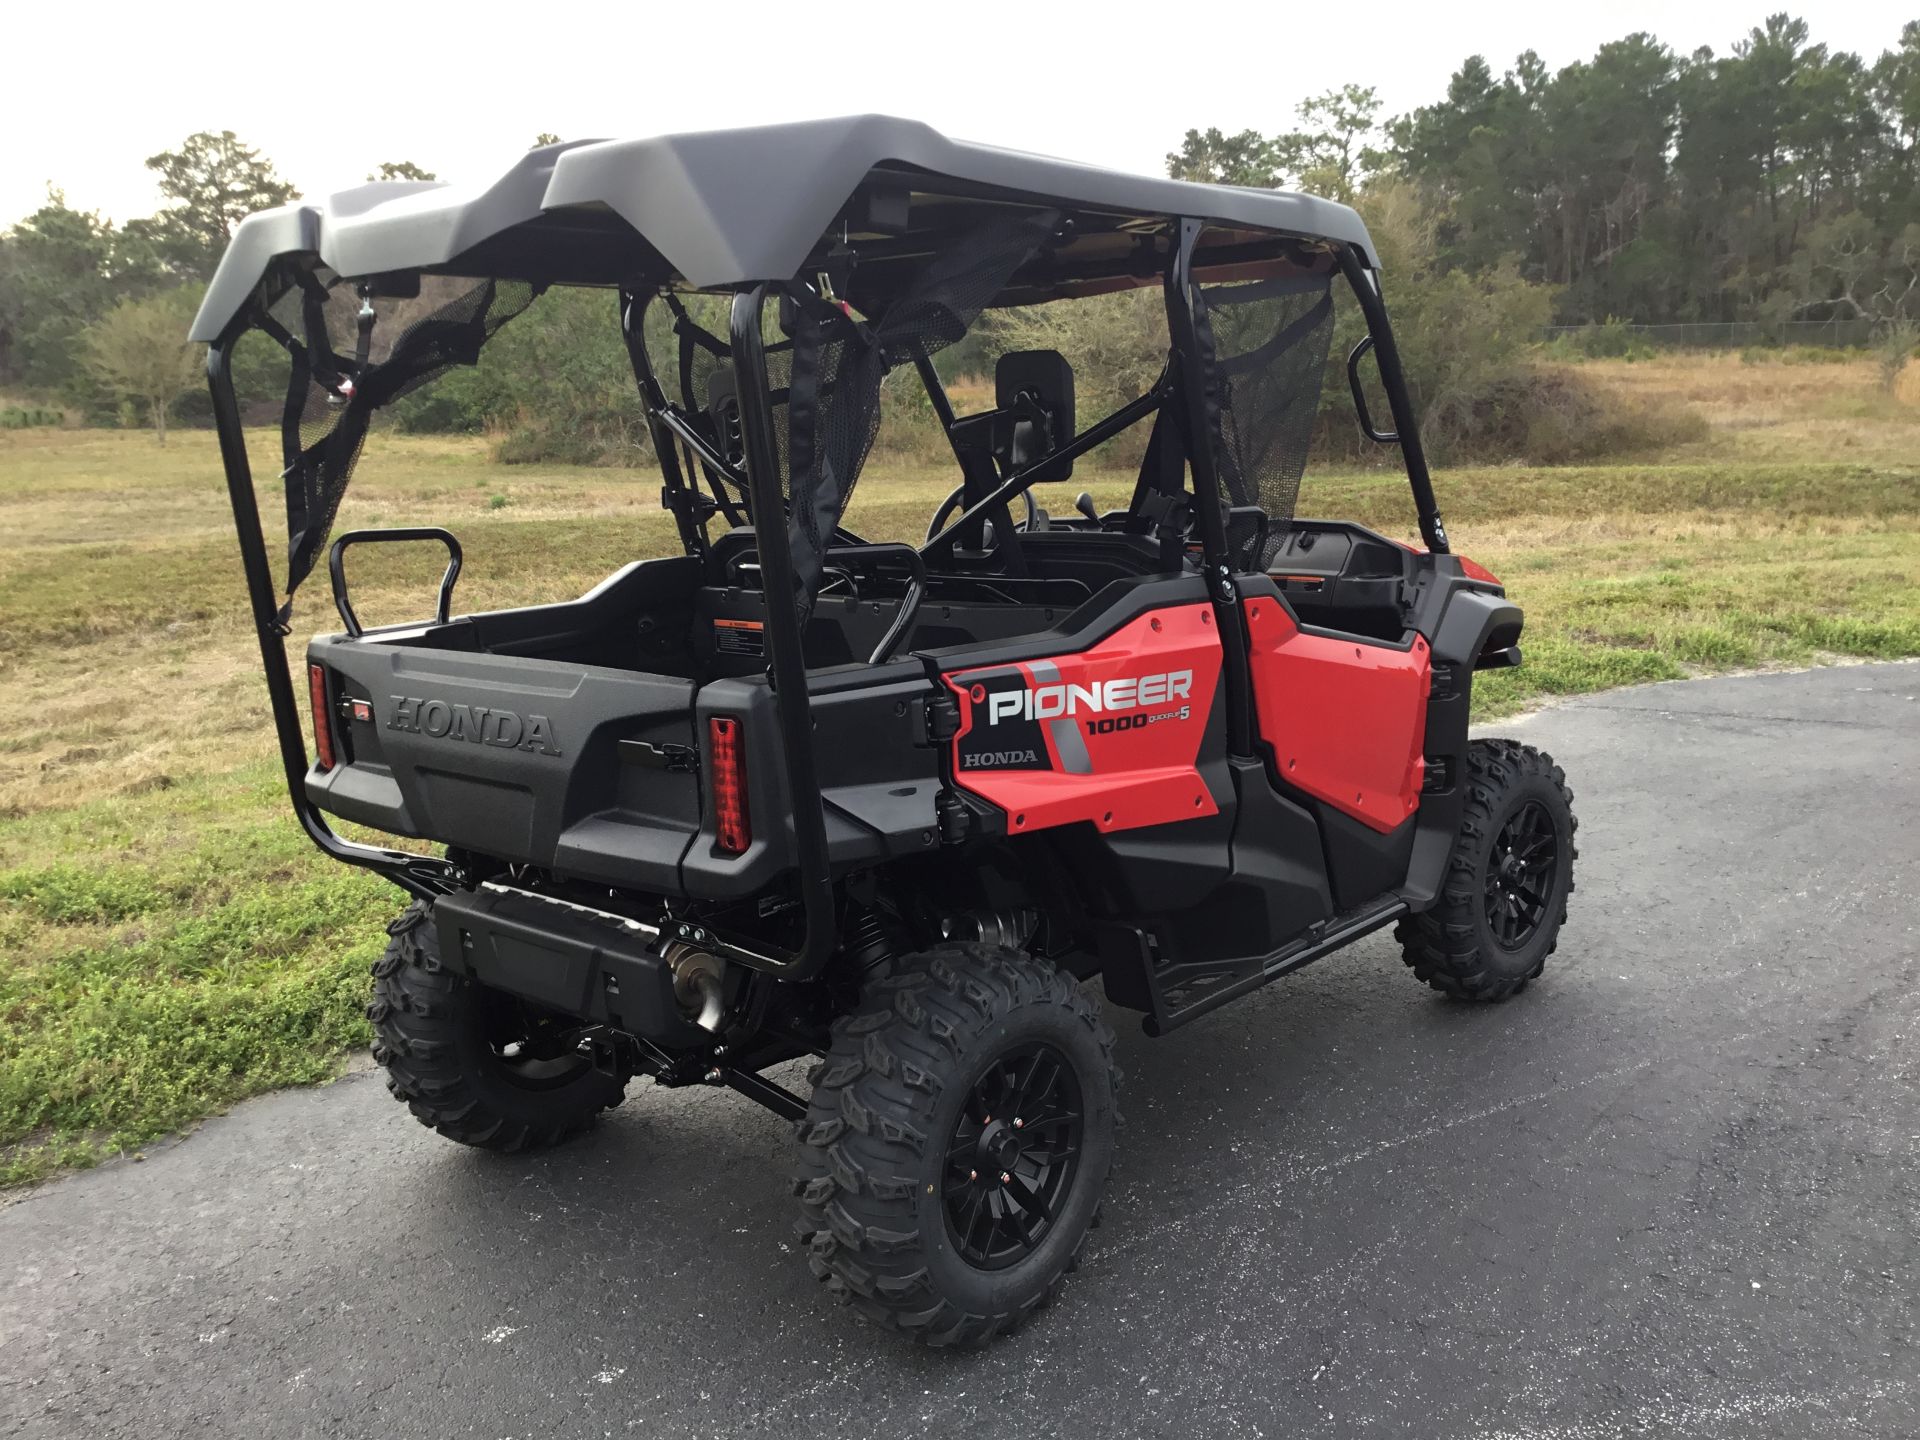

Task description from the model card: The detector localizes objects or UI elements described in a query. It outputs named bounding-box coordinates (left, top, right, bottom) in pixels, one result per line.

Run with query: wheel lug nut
left=1000, top=1171, right=1011, bottom=1184
left=1013, top=1118, right=1023, bottom=1129
left=968, top=1169, right=977, bottom=1181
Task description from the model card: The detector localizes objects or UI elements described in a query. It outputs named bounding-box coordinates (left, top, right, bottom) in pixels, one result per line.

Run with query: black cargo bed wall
left=381, top=556, right=706, bottom=678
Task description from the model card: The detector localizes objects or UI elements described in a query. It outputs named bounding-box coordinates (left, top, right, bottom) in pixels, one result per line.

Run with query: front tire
left=792, top=943, right=1119, bottom=1345
left=1396, top=739, right=1578, bottom=1001
left=369, top=900, right=624, bottom=1151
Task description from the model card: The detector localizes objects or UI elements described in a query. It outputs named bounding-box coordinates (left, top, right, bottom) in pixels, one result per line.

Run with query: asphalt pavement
left=2, top=663, right=1916, bottom=1439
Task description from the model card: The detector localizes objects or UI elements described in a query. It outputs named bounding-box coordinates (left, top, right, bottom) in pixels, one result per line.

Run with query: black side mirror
left=995, top=350, right=1076, bottom=482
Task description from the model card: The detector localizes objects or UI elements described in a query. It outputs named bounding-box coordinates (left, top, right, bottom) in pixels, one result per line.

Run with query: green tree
left=137, top=131, right=298, bottom=280
left=1374, top=13, right=1914, bottom=324
left=82, top=287, right=205, bottom=444
left=1166, top=128, right=1283, bottom=188
left=1392, top=52, right=1553, bottom=275
left=1869, top=22, right=1920, bottom=222
left=1789, top=211, right=1920, bottom=321
left=1170, top=89, right=1386, bottom=201
left=1537, top=34, right=1677, bottom=305
left=1278, top=85, right=1386, bottom=201
left=367, top=160, right=437, bottom=182
left=531, top=132, right=562, bottom=148
left=0, top=190, right=162, bottom=388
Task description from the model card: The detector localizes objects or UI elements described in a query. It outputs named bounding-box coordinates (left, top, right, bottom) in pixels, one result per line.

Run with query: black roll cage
left=205, top=218, right=1447, bottom=967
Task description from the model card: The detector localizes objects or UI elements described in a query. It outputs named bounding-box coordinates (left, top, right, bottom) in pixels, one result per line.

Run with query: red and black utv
left=195, top=116, right=1576, bottom=1345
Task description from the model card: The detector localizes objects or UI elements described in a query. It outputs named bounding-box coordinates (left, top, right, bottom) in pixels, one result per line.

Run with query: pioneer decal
left=943, top=605, right=1226, bottom=833
left=386, top=696, right=562, bottom=756
left=951, top=669, right=1049, bottom=772
left=986, top=669, right=1194, bottom=725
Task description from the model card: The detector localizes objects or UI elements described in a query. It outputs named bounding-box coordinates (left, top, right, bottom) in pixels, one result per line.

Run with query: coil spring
left=842, top=905, right=903, bottom=974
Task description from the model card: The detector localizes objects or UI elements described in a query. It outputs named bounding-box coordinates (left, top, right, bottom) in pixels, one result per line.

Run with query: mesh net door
left=255, top=268, right=539, bottom=622
left=1188, top=269, right=1334, bottom=569
left=779, top=208, right=1062, bottom=614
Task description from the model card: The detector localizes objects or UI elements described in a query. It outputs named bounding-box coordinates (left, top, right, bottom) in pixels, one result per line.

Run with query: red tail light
left=708, top=716, right=750, bottom=854
left=308, top=663, right=336, bottom=770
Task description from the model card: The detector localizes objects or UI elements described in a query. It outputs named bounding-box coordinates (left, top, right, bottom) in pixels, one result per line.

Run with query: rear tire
left=1396, top=738, right=1578, bottom=1001
left=792, top=943, right=1119, bottom=1346
left=369, top=900, right=623, bottom=1151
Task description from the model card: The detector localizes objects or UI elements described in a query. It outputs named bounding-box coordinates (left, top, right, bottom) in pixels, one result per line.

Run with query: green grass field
left=2, top=353, right=1917, bottom=1185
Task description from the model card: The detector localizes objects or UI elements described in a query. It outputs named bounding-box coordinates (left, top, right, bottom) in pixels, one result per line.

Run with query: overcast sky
left=2, top=0, right=1911, bottom=229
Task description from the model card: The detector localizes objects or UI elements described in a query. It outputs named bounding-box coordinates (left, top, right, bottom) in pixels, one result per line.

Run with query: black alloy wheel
left=791, top=943, right=1119, bottom=1345
left=1394, top=738, right=1579, bottom=1002
left=943, top=1042, right=1086, bottom=1270
left=1484, top=799, right=1560, bottom=950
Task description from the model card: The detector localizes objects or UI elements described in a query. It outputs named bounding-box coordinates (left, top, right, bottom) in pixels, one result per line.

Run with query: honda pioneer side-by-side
left=194, top=116, right=1577, bottom=1345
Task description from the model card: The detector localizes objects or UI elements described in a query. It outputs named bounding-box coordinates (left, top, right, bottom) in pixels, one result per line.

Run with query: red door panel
left=1245, top=599, right=1429, bottom=833
left=945, top=605, right=1223, bottom=835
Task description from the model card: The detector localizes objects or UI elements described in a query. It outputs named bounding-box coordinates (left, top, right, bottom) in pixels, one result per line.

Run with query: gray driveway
left=3, top=664, right=1916, bottom=1439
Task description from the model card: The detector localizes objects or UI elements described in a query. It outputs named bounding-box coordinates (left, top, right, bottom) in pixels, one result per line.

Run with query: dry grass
left=1580, top=351, right=1920, bottom=466
left=1894, top=359, right=1920, bottom=408
left=0, top=353, right=1916, bottom=1183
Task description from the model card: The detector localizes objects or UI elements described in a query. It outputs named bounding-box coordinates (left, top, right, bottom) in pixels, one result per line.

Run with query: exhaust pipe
left=666, top=945, right=728, bottom=1032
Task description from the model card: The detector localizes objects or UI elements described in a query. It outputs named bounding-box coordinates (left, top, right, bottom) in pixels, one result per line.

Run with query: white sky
left=1, top=0, right=1911, bottom=229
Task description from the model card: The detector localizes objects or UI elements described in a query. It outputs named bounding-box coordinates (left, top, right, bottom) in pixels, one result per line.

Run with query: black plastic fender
left=1402, top=585, right=1524, bottom=910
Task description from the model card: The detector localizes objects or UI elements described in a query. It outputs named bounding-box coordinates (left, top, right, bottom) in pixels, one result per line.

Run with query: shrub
left=389, top=288, right=653, bottom=466
left=977, top=181, right=1679, bottom=469
left=1560, top=317, right=1659, bottom=361
left=873, top=370, right=963, bottom=465
left=1506, top=365, right=1707, bottom=463
left=80, top=287, right=205, bottom=444
left=1876, top=319, right=1917, bottom=394
left=364, top=183, right=1694, bottom=472
left=489, top=414, right=646, bottom=467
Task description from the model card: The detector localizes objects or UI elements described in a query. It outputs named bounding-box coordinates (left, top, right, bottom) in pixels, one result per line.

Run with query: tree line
left=1170, top=14, right=1920, bottom=329
left=0, top=133, right=456, bottom=437
left=0, top=13, right=1914, bottom=448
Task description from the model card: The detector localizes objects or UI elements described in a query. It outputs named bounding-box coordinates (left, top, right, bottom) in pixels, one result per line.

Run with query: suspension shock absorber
left=841, top=903, right=907, bottom=977
left=943, top=908, right=1038, bottom=951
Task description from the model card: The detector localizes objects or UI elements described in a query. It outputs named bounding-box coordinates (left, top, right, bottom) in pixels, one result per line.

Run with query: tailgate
left=306, top=639, right=700, bottom=892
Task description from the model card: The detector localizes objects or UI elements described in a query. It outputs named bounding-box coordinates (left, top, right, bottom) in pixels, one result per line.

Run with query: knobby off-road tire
left=792, top=944, right=1119, bottom=1346
left=369, top=900, right=623, bottom=1151
left=1396, top=738, right=1578, bottom=1001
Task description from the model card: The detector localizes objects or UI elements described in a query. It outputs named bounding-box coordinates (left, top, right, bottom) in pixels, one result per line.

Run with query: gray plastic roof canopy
left=189, top=115, right=1379, bottom=343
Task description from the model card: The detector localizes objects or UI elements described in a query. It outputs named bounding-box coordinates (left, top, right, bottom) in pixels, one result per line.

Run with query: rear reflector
left=708, top=716, right=750, bottom=854
left=308, top=663, right=335, bottom=771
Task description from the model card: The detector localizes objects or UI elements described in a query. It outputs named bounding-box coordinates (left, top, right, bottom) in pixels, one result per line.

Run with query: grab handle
left=327, top=527, right=463, bottom=639
left=1346, top=334, right=1399, bottom=444
left=825, top=543, right=926, bottom=665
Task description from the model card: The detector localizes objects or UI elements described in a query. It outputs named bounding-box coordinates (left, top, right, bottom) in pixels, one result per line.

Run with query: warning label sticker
left=713, top=617, right=765, bottom=657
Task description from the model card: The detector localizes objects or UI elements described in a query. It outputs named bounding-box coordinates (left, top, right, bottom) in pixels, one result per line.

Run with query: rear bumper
left=305, top=633, right=944, bottom=902
left=307, top=636, right=703, bottom=894
left=434, top=885, right=703, bottom=1042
